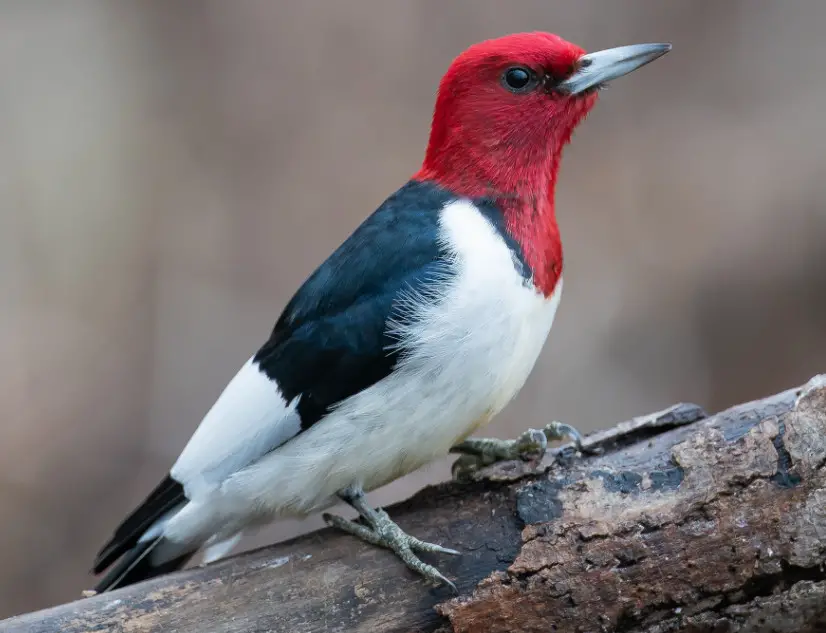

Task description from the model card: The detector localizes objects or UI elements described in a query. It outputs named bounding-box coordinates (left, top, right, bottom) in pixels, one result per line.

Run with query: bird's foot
left=450, top=421, right=597, bottom=481
left=324, top=497, right=460, bottom=592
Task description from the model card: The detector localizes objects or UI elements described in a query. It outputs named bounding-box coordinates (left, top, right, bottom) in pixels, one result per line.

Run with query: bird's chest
left=415, top=267, right=562, bottom=428
left=394, top=200, right=563, bottom=442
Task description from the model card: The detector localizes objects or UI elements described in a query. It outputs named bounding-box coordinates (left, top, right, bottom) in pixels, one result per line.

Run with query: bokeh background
left=2, top=0, right=825, bottom=619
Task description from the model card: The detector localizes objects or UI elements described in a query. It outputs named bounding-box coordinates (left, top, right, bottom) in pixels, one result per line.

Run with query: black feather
left=93, top=536, right=194, bottom=593
left=93, top=475, right=186, bottom=574
left=255, top=180, right=456, bottom=430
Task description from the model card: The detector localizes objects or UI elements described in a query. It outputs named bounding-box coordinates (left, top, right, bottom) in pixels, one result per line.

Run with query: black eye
left=502, top=66, right=537, bottom=93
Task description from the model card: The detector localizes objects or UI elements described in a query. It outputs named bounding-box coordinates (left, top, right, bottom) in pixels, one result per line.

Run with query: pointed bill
left=558, top=43, right=671, bottom=95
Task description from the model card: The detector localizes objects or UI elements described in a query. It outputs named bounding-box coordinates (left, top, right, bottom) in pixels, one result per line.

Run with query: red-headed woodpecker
left=91, top=32, right=670, bottom=594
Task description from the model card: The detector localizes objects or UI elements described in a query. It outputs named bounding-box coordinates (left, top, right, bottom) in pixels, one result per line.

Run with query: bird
left=90, top=31, right=670, bottom=594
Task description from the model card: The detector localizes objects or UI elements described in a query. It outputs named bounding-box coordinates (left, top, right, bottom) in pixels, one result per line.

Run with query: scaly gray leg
left=450, top=421, right=592, bottom=481
left=322, top=487, right=460, bottom=592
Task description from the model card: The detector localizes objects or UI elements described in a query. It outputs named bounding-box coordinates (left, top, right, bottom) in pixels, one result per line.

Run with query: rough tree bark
left=3, top=375, right=826, bottom=633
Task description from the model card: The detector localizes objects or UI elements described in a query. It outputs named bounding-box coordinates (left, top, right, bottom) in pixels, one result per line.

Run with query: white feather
left=162, top=198, right=563, bottom=547
left=201, top=532, right=243, bottom=564
left=138, top=505, right=183, bottom=543
left=170, top=358, right=301, bottom=498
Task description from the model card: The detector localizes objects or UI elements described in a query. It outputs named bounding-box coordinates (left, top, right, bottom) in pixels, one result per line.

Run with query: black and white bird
left=91, top=32, right=670, bottom=593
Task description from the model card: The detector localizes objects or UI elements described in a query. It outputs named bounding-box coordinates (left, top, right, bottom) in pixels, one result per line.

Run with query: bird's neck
left=414, top=140, right=567, bottom=297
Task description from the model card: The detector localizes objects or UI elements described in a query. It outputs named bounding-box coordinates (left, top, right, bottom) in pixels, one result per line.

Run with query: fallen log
left=3, top=375, right=825, bottom=633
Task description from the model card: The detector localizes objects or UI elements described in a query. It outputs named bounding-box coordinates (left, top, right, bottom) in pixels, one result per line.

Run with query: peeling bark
left=2, top=377, right=825, bottom=633
left=441, top=376, right=826, bottom=633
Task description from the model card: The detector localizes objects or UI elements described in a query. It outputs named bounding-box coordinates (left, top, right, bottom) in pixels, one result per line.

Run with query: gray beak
left=557, top=43, right=672, bottom=95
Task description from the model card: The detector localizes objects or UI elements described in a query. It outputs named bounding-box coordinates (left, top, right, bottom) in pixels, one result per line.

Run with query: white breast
left=165, top=199, right=563, bottom=542
left=413, top=199, right=563, bottom=420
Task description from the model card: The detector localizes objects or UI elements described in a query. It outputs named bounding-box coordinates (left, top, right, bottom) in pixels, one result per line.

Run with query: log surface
left=3, top=375, right=826, bottom=633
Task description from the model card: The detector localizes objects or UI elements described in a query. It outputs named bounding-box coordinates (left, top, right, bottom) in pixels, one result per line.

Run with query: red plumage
left=414, top=32, right=599, bottom=296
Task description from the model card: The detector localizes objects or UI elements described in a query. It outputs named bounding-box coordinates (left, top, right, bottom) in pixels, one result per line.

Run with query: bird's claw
left=543, top=421, right=601, bottom=456
left=323, top=509, right=459, bottom=592
left=451, top=420, right=596, bottom=481
left=512, top=427, right=549, bottom=459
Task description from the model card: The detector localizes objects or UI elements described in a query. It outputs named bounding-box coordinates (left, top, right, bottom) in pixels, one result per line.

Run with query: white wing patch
left=170, top=357, right=301, bottom=498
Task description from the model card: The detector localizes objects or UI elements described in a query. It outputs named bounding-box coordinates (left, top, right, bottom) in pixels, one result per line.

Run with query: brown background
left=1, top=0, right=825, bottom=619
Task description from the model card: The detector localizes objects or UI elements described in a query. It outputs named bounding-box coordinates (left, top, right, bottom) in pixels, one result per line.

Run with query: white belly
left=208, top=200, right=563, bottom=522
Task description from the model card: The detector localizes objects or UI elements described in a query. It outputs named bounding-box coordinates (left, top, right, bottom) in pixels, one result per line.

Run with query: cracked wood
left=2, top=376, right=825, bottom=633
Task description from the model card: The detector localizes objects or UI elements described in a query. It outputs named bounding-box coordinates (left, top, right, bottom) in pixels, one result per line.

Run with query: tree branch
left=3, top=375, right=826, bottom=633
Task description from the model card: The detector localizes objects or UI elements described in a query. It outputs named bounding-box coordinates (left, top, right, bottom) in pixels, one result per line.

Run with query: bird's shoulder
left=254, top=179, right=463, bottom=426
left=271, top=180, right=461, bottom=338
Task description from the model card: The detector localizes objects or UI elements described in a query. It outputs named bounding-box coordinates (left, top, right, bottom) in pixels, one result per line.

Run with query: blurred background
left=1, top=0, right=825, bottom=619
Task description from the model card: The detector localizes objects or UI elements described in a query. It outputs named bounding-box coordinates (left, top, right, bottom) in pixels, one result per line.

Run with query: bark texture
left=2, top=375, right=825, bottom=633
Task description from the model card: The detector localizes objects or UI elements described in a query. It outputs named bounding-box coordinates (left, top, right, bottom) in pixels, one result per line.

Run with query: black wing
left=254, top=180, right=458, bottom=427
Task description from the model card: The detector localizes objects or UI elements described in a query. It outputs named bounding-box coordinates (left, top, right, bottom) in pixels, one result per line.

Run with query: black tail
left=93, top=537, right=195, bottom=592
left=92, top=474, right=191, bottom=592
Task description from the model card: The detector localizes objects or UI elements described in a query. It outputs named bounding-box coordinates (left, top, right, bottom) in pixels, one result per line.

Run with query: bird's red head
left=414, top=32, right=670, bottom=295
left=417, top=32, right=594, bottom=201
